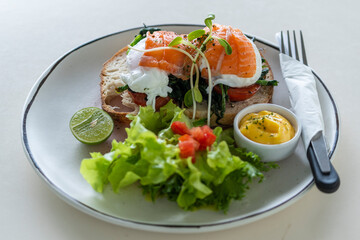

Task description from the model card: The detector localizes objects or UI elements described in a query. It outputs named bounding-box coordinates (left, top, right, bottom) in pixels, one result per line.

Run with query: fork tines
left=280, top=30, right=308, bottom=66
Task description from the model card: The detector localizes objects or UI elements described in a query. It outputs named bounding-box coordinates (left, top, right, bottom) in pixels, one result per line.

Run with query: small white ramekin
left=233, top=103, right=301, bottom=162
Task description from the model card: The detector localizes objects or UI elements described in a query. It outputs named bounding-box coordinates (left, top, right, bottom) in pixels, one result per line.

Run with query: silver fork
left=280, top=30, right=340, bottom=193
left=280, top=30, right=307, bottom=65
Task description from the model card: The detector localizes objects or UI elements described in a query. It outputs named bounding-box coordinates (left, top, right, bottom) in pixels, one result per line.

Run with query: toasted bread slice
left=100, top=46, right=274, bottom=126
left=100, top=46, right=136, bottom=124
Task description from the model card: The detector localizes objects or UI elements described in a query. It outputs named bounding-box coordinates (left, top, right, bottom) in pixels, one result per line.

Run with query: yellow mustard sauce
left=239, top=110, right=295, bottom=144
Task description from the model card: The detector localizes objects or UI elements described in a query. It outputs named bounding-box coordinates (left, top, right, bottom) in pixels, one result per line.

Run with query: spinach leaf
left=168, top=75, right=229, bottom=124
left=256, top=58, right=278, bottom=85
left=256, top=80, right=279, bottom=86
left=260, top=67, right=269, bottom=79
left=167, top=75, right=191, bottom=107
left=116, top=85, right=129, bottom=93
left=127, top=25, right=161, bottom=54
left=212, top=84, right=229, bottom=124
left=139, top=25, right=161, bottom=37
left=198, top=79, right=228, bottom=124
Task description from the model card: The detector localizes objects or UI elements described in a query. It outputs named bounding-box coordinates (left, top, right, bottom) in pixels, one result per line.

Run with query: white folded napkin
left=278, top=52, right=325, bottom=150
left=275, top=31, right=325, bottom=150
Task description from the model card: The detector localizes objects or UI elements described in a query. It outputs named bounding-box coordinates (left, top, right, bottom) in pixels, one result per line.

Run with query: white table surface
left=1, top=0, right=359, bottom=239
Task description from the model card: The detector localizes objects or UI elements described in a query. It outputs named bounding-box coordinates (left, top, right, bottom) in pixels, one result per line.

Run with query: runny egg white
left=200, top=39, right=262, bottom=88
left=120, top=38, right=172, bottom=110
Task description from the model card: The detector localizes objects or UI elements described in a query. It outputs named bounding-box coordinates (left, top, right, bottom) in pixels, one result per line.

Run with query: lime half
left=70, top=107, right=114, bottom=144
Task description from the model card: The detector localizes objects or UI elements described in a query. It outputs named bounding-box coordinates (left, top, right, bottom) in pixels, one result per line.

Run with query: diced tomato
left=178, top=141, right=195, bottom=162
left=190, top=125, right=217, bottom=150
left=213, top=84, right=261, bottom=101
left=178, top=134, right=191, bottom=141
left=171, top=121, right=190, bottom=135
left=178, top=134, right=199, bottom=162
left=189, top=127, right=205, bottom=150
left=127, top=91, right=171, bottom=110
left=172, top=122, right=217, bottom=162
left=178, top=134, right=200, bottom=151
left=200, top=125, right=217, bottom=148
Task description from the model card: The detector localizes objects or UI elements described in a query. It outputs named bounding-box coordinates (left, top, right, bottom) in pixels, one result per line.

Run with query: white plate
left=21, top=24, right=339, bottom=233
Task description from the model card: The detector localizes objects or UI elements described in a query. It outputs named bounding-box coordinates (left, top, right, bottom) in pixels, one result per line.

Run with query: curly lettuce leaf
left=216, top=127, right=278, bottom=173
left=193, top=167, right=254, bottom=212
left=177, top=158, right=213, bottom=209
left=80, top=152, right=112, bottom=192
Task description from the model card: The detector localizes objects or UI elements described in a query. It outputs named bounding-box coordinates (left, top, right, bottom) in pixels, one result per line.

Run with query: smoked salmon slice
left=138, top=31, right=190, bottom=79
left=200, top=24, right=258, bottom=79
left=137, top=26, right=258, bottom=82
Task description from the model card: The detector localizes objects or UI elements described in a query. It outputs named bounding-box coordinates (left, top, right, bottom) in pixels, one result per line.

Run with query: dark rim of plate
left=21, top=24, right=340, bottom=231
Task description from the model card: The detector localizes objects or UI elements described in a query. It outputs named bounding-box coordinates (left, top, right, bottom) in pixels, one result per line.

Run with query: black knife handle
left=307, top=145, right=340, bottom=193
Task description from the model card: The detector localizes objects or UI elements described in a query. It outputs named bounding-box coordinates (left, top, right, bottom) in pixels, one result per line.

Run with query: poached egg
left=120, top=38, right=172, bottom=110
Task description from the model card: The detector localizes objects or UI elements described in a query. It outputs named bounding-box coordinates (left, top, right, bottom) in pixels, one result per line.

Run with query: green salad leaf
left=80, top=152, right=111, bottom=192
left=80, top=101, right=277, bottom=212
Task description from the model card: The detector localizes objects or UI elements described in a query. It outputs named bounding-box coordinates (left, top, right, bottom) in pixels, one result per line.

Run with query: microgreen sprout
left=204, top=13, right=215, bottom=29
left=187, top=29, right=206, bottom=41
left=168, top=13, right=233, bottom=125
left=214, top=37, right=232, bottom=55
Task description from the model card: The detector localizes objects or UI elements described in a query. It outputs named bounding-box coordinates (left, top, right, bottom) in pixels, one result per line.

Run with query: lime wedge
left=70, top=107, right=114, bottom=144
